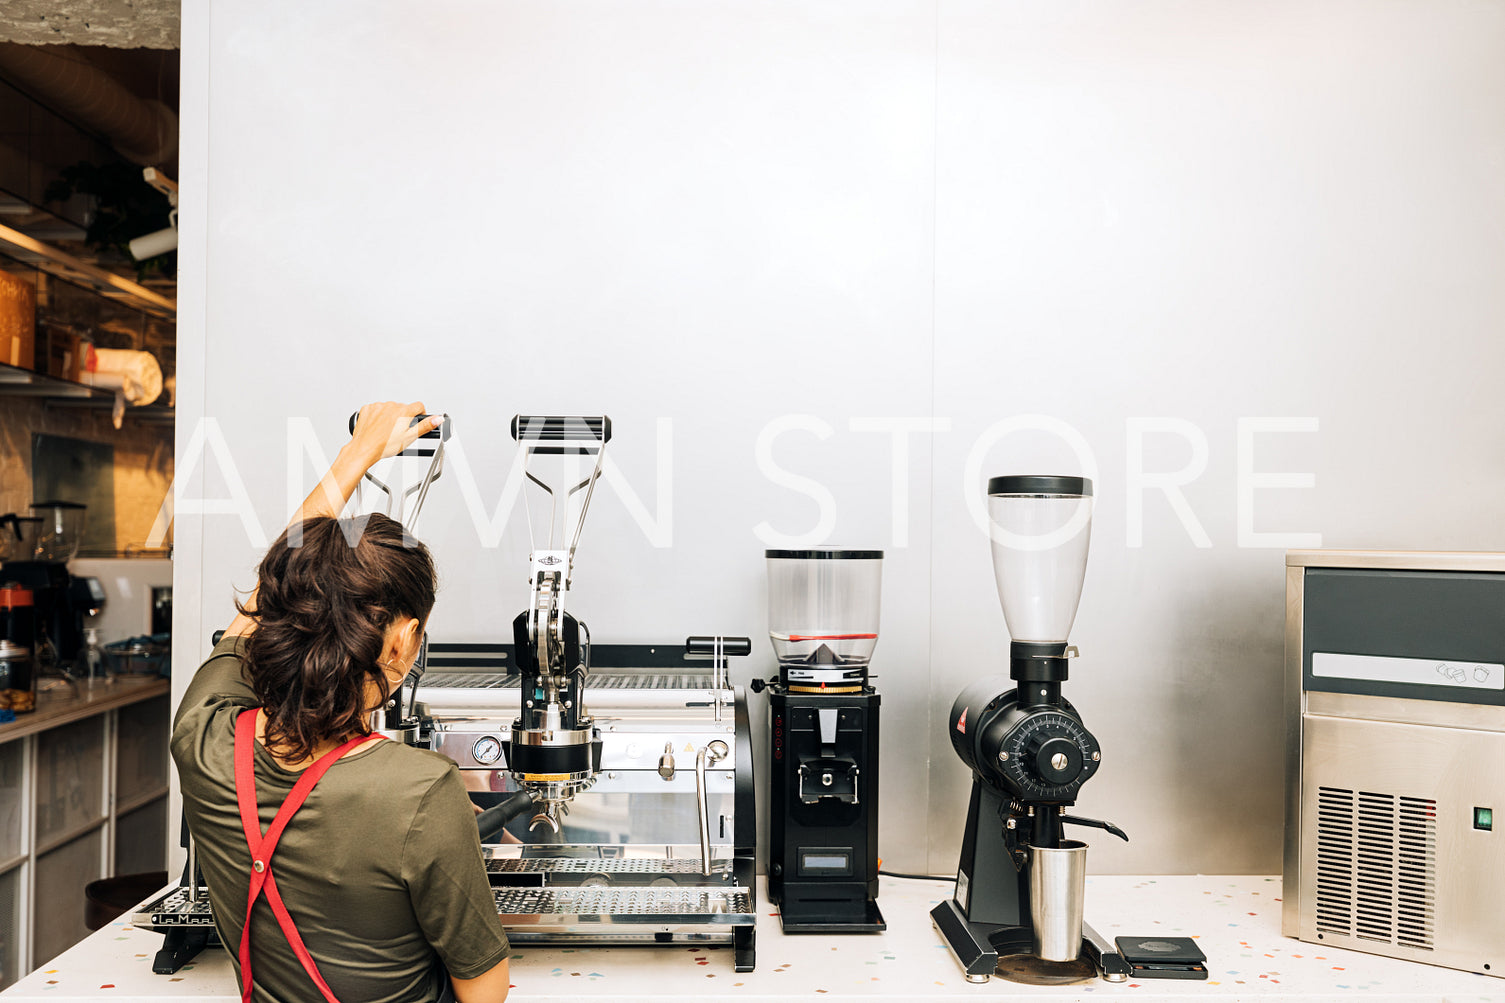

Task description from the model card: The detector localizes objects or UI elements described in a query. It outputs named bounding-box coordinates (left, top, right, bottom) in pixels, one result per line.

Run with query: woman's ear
left=397, top=617, right=423, bottom=664
left=383, top=617, right=422, bottom=677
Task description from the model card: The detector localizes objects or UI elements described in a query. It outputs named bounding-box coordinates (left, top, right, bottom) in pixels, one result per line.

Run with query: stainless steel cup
left=1028, top=840, right=1088, bottom=962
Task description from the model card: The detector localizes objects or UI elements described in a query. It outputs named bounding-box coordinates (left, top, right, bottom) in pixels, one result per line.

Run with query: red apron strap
left=233, top=709, right=383, bottom=1003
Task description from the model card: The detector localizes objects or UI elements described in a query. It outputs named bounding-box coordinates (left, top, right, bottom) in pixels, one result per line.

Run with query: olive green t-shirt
left=171, top=634, right=509, bottom=1003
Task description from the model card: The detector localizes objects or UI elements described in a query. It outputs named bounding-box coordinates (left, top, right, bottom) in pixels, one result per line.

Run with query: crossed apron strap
left=234, top=708, right=383, bottom=1003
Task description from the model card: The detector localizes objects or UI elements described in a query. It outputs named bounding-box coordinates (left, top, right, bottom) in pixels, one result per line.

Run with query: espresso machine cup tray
left=486, top=853, right=736, bottom=884
left=493, top=884, right=754, bottom=925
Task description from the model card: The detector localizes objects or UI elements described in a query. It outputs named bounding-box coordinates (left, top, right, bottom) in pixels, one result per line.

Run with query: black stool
left=84, top=871, right=170, bottom=930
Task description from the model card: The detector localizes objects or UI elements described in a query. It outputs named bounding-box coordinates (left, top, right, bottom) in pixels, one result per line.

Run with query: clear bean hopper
left=988, top=479, right=1092, bottom=644
left=766, top=548, right=883, bottom=690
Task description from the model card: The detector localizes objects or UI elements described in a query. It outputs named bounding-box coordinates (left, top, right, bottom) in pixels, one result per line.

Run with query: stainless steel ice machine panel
left=1284, top=551, right=1505, bottom=978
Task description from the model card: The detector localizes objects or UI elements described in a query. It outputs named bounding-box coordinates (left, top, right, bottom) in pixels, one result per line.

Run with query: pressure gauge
left=472, top=736, right=504, bottom=766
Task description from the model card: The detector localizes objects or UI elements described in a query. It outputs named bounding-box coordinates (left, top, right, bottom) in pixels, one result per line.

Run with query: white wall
left=175, top=0, right=1505, bottom=877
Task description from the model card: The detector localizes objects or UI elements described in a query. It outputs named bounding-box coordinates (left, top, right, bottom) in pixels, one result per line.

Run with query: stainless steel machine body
left=135, top=638, right=759, bottom=972
left=420, top=638, right=759, bottom=971
left=1284, top=550, right=1505, bottom=978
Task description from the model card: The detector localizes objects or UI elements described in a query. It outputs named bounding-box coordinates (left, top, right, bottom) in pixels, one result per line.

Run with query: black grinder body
left=931, top=645, right=1130, bottom=982
left=766, top=683, right=885, bottom=933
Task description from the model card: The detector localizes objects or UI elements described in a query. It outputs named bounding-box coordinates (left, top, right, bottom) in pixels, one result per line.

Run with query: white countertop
left=4, top=875, right=1501, bottom=1001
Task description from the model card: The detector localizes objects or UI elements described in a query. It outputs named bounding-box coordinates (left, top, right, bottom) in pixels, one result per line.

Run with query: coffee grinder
left=931, top=476, right=1131, bottom=984
left=0, top=503, right=103, bottom=671
left=756, top=548, right=885, bottom=933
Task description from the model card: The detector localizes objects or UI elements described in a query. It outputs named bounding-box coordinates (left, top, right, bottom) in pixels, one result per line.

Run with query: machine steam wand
left=505, top=416, right=612, bottom=834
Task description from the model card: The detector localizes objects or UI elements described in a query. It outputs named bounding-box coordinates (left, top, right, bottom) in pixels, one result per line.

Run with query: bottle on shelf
left=75, top=627, right=111, bottom=689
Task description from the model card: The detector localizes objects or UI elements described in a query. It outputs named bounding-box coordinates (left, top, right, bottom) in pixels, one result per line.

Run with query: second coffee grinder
left=756, top=548, right=885, bottom=933
left=931, top=476, right=1131, bottom=983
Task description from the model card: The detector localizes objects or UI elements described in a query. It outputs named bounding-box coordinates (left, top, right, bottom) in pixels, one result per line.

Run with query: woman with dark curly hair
left=172, top=401, right=511, bottom=1003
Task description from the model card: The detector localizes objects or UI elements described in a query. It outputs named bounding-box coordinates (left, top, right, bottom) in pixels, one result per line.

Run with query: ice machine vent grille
left=1313, top=786, right=1435, bottom=950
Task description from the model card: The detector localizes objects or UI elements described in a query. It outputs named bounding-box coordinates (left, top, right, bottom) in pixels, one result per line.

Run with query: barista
left=172, top=401, right=513, bottom=1003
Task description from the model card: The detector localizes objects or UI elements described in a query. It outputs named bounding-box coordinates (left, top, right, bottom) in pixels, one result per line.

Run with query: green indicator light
left=1475, top=807, right=1493, bottom=831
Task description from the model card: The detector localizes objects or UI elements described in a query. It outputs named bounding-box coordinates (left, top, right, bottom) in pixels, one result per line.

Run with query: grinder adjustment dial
left=995, top=710, right=1100, bottom=801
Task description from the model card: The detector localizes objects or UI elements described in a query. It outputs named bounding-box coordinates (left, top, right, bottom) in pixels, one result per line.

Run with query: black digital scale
left=1114, top=936, right=1209, bottom=980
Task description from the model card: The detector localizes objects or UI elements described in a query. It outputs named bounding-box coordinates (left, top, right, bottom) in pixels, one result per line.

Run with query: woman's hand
left=348, top=401, right=443, bottom=469
left=296, top=401, right=440, bottom=524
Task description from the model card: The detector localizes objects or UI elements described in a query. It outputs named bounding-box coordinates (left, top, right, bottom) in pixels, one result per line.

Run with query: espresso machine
left=931, top=476, right=1131, bottom=984
left=755, top=548, right=885, bottom=933
left=139, top=414, right=760, bottom=972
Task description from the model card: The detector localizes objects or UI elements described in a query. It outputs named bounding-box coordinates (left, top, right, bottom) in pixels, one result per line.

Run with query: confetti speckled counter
left=4, top=876, right=1501, bottom=1001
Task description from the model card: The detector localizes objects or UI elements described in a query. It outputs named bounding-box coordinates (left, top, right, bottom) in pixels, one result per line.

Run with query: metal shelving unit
left=0, top=197, right=175, bottom=424
left=0, top=362, right=173, bottom=424
left=0, top=220, right=175, bottom=321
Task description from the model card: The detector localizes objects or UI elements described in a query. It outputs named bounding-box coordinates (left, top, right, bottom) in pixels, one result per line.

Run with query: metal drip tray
left=424, top=671, right=716, bottom=691
left=493, top=885, right=753, bottom=924
left=487, top=856, right=728, bottom=877
left=134, top=877, right=753, bottom=930
left=423, top=673, right=518, bottom=689
left=132, top=887, right=216, bottom=928
left=592, top=673, right=715, bottom=690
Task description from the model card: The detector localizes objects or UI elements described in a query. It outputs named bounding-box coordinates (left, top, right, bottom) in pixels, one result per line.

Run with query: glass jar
left=0, top=640, right=36, bottom=713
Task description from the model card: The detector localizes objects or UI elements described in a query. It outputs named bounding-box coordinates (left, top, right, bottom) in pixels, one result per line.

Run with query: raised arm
left=225, top=401, right=441, bottom=638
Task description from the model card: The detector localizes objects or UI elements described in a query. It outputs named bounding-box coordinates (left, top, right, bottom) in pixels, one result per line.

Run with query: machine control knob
left=1026, top=733, right=1085, bottom=787
left=658, top=742, right=676, bottom=780
left=976, top=701, right=1102, bottom=802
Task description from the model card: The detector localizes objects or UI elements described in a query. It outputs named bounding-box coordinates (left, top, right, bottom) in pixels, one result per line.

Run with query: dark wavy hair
left=237, top=514, right=437, bottom=762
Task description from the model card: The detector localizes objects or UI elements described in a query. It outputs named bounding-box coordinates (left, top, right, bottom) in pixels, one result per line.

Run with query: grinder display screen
left=799, top=851, right=851, bottom=875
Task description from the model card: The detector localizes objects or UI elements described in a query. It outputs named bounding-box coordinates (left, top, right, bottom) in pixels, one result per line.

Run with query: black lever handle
left=475, top=790, right=538, bottom=842
left=511, top=415, right=611, bottom=454
left=685, top=636, right=752, bottom=657
left=1060, top=813, right=1129, bottom=842
left=347, top=412, right=450, bottom=456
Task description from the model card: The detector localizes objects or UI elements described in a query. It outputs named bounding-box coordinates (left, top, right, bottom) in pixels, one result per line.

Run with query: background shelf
left=0, top=362, right=173, bottom=423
